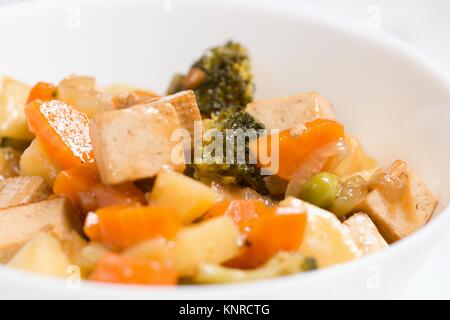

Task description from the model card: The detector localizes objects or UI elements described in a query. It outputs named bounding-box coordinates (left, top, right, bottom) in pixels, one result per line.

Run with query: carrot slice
left=226, top=205, right=307, bottom=269
left=84, top=204, right=182, bottom=250
left=53, top=163, right=100, bottom=200
left=54, top=163, right=144, bottom=213
left=204, top=200, right=270, bottom=233
left=257, top=119, right=345, bottom=180
left=27, top=82, right=56, bottom=104
left=25, top=100, right=94, bottom=170
left=91, top=253, right=177, bottom=285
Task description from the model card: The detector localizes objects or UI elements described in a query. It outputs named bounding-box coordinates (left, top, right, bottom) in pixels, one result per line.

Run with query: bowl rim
left=1, top=0, right=449, bottom=298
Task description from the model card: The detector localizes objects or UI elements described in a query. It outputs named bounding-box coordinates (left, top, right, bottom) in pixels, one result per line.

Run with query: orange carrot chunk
left=53, top=163, right=100, bottom=201
left=91, top=253, right=177, bottom=285
left=84, top=204, right=182, bottom=250
left=27, top=82, right=56, bottom=104
left=25, top=100, right=94, bottom=170
left=204, top=200, right=270, bottom=233
left=226, top=205, right=307, bottom=269
left=258, top=119, right=345, bottom=180
left=54, top=163, right=144, bottom=213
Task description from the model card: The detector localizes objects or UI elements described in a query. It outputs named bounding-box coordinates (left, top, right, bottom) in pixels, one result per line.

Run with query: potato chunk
left=0, top=77, right=33, bottom=140
left=0, top=198, right=81, bottom=263
left=8, top=232, right=71, bottom=278
left=90, top=101, right=184, bottom=184
left=343, top=213, right=388, bottom=255
left=359, top=160, right=437, bottom=242
left=175, top=216, right=240, bottom=277
left=148, top=170, right=218, bottom=224
left=0, top=176, right=50, bottom=209
left=20, top=139, right=60, bottom=187
left=245, top=92, right=335, bottom=130
left=280, top=197, right=360, bottom=268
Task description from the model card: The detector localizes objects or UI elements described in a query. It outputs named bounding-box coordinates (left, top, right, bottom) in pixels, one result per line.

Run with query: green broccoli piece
left=169, top=41, right=254, bottom=115
left=192, top=108, right=269, bottom=195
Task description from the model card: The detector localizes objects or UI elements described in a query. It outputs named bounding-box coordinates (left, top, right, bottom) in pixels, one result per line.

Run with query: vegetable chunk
left=91, top=253, right=177, bottom=285
left=246, top=92, right=335, bottom=131
left=281, top=197, right=361, bottom=268
left=0, top=176, right=50, bottom=209
left=84, top=204, right=181, bottom=250
left=359, top=160, right=437, bottom=242
left=0, top=77, right=33, bottom=140
left=24, top=100, right=94, bottom=170
left=19, top=139, right=61, bottom=187
left=0, top=198, right=81, bottom=263
left=149, top=170, right=218, bottom=224
left=90, top=101, right=184, bottom=184
left=8, top=232, right=71, bottom=277
left=175, top=216, right=240, bottom=277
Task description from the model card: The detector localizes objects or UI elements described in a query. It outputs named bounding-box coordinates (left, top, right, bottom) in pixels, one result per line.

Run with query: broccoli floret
left=192, top=108, right=269, bottom=195
left=169, top=41, right=254, bottom=115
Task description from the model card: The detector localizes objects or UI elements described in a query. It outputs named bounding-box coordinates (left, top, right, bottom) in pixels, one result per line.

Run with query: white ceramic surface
left=0, top=0, right=449, bottom=299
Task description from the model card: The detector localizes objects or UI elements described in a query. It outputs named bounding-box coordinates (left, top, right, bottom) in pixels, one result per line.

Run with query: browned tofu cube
left=0, top=198, right=81, bottom=263
left=245, top=92, right=335, bottom=130
left=0, top=176, right=50, bottom=209
left=90, top=101, right=185, bottom=184
left=343, top=212, right=388, bottom=255
left=154, top=90, right=201, bottom=138
left=360, top=160, right=437, bottom=243
left=0, top=147, right=21, bottom=179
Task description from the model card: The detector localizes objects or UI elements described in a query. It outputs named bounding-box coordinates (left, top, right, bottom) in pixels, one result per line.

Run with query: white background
left=0, top=0, right=449, bottom=299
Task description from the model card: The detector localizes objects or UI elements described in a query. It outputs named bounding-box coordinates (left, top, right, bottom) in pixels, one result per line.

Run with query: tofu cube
left=245, top=92, right=335, bottom=130
left=343, top=212, right=388, bottom=255
left=153, top=90, right=201, bottom=138
left=0, top=176, right=50, bottom=209
left=360, top=160, right=437, bottom=242
left=0, top=198, right=81, bottom=263
left=90, top=101, right=185, bottom=184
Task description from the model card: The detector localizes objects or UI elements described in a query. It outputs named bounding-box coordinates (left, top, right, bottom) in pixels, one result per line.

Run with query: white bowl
left=0, top=0, right=449, bottom=299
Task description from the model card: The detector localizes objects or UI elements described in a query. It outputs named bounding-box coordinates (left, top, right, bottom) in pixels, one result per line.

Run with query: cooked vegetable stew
left=0, top=41, right=437, bottom=285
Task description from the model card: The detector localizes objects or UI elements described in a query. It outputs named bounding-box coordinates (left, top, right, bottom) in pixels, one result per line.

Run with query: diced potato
left=0, top=176, right=50, bottom=209
left=0, top=77, right=33, bottom=140
left=343, top=213, right=388, bottom=255
left=332, top=135, right=377, bottom=177
left=90, top=101, right=184, bottom=184
left=0, top=147, right=20, bottom=179
left=280, top=197, right=361, bottom=268
left=64, top=238, right=107, bottom=277
left=148, top=170, right=218, bottom=224
left=245, top=92, right=335, bottom=130
left=19, top=139, right=60, bottom=187
left=359, top=160, right=437, bottom=242
left=175, top=216, right=240, bottom=277
left=124, top=237, right=175, bottom=263
left=8, top=232, right=71, bottom=278
left=0, top=198, right=81, bottom=263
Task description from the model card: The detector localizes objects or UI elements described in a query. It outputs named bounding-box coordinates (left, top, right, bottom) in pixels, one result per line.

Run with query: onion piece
left=285, top=141, right=342, bottom=197
left=57, top=75, right=113, bottom=118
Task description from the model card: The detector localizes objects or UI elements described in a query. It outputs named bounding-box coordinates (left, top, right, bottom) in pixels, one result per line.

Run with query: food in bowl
left=0, top=41, right=437, bottom=285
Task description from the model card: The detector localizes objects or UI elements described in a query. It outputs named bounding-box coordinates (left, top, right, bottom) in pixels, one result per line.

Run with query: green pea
left=299, top=173, right=340, bottom=208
